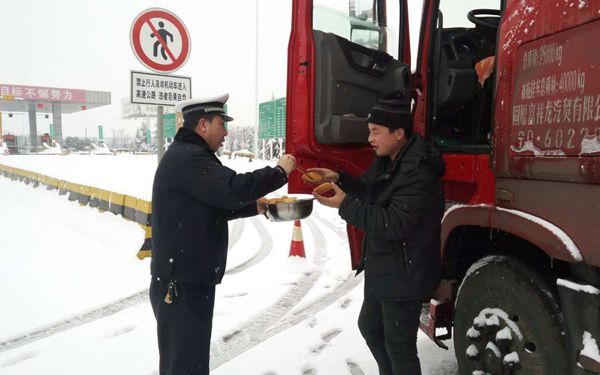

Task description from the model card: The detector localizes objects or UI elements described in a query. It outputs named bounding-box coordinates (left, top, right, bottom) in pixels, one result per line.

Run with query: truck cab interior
left=429, top=2, right=503, bottom=153
left=310, top=0, right=504, bottom=153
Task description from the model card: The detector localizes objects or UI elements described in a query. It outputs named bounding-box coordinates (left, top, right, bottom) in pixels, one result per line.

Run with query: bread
left=266, top=196, right=298, bottom=204
left=304, top=171, right=322, bottom=183
left=314, top=182, right=334, bottom=195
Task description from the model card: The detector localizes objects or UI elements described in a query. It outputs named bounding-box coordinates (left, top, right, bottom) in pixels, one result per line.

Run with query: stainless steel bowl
left=265, top=198, right=314, bottom=222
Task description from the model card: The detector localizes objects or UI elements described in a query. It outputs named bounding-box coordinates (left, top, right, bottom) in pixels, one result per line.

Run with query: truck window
left=429, top=0, right=502, bottom=152
left=313, top=0, right=400, bottom=59
left=440, top=0, right=501, bottom=28
left=310, top=0, right=410, bottom=145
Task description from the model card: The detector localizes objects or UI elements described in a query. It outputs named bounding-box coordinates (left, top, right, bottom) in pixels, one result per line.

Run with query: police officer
left=150, top=93, right=296, bottom=375
left=308, top=92, right=445, bottom=375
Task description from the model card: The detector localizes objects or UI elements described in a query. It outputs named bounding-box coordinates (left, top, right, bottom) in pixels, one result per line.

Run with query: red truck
left=285, top=0, right=600, bottom=373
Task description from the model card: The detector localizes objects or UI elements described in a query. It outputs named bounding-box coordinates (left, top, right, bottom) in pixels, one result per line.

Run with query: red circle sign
left=130, top=8, right=191, bottom=73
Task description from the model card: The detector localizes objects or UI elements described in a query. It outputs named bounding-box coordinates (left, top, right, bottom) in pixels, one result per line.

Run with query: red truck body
left=286, top=0, right=600, bottom=373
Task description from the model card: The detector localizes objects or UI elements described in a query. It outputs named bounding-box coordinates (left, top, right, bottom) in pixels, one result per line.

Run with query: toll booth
left=0, top=83, right=111, bottom=150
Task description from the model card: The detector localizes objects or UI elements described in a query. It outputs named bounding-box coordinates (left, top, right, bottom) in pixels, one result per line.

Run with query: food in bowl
left=266, top=196, right=298, bottom=204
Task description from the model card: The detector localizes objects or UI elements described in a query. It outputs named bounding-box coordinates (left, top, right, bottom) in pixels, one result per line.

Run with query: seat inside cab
left=430, top=3, right=502, bottom=153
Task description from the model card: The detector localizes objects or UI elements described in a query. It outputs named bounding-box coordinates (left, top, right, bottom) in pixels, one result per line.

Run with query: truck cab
left=286, top=0, right=600, bottom=373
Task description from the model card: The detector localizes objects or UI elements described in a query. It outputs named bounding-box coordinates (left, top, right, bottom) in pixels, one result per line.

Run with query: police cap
left=175, top=93, right=234, bottom=122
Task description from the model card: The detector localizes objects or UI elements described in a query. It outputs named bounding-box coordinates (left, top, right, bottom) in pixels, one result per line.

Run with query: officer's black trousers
left=150, top=278, right=216, bottom=375
left=358, top=298, right=423, bottom=375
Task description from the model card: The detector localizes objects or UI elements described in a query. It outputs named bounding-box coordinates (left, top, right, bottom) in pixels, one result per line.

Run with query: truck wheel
left=454, top=255, right=568, bottom=375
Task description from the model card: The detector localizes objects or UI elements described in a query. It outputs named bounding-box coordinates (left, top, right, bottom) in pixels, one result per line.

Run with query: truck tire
left=454, top=255, right=568, bottom=375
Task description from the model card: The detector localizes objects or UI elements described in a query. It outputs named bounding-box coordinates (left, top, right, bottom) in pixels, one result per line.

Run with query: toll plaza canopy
left=0, top=83, right=111, bottom=146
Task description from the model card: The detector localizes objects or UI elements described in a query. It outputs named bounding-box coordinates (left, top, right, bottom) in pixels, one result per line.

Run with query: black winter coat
left=151, top=127, right=287, bottom=285
left=338, top=134, right=445, bottom=300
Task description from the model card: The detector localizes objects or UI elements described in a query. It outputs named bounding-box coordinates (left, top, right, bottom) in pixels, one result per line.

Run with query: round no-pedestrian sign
left=130, top=8, right=191, bottom=73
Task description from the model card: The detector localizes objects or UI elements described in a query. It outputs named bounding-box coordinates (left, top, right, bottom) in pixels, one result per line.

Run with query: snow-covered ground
left=0, top=154, right=457, bottom=374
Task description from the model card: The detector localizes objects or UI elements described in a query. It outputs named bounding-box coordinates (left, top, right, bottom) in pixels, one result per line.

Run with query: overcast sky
left=0, top=0, right=488, bottom=139
left=1, top=0, right=292, bottom=138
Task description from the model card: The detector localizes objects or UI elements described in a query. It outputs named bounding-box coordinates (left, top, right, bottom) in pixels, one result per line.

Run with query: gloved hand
left=277, top=154, right=296, bottom=175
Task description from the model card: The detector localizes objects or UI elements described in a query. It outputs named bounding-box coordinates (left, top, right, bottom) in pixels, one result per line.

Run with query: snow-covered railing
left=0, top=162, right=152, bottom=259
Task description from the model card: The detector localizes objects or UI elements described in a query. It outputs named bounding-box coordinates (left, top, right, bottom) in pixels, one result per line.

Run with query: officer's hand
left=302, top=168, right=339, bottom=184
left=277, top=154, right=296, bottom=175
left=313, top=182, right=346, bottom=209
left=257, top=197, right=268, bottom=216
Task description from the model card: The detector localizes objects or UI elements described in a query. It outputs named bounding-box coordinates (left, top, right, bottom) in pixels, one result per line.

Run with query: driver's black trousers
left=358, top=297, right=423, bottom=375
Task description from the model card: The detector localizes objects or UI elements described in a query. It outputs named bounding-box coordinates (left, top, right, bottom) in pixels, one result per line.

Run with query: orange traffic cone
left=289, top=220, right=306, bottom=258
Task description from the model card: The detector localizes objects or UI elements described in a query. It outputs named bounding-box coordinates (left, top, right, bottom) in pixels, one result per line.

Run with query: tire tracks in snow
left=210, top=215, right=363, bottom=370
left=311, top=211, right=347, bottom=241
left=0, top=218, right=253, bottom=354
left=0, top=289, right=149, bottom=353
left=227, top=219, right=245, bottom=254
left=0, top=213, right=361, bottom=364
left=225, top=218, right=272, bottom=275
left=209, top=216, right=325, bottom=368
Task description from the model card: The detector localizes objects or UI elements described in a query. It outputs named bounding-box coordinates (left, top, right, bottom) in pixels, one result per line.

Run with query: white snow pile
left=233, top=149, right=254, bottom=157
left=486, top=342, right=501, bottom=357
left=557, top=278, right=600, bottom=295
left=495, top=206, right=582, bottom=261
left=486, top=314, right=501, bottom=327
left=466, top=344, right=479, bottom=358
left=474, top=308, right=524, bottom=341
left=581, top=331, right=600, bottom=363
left=444, top=206, right=583, bottom=262
left=496, top=326, right=513, bottom=341
left=581, top=136, right=600, bottom=155
left=510, top=140, right=566, bottom=157
left=503, top=351, right=520, bottom=364
left=467, top=327, right=481, bottom=339
left=39, top=142, right=64, bottom=155
left=89, top=143, right=112, bottom=155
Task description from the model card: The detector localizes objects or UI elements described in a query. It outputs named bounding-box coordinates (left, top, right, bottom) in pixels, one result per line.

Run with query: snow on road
left=0, top=154, right=457, bottom=374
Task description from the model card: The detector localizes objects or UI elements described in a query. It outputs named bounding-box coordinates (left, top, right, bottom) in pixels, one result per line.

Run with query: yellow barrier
left=58, top=180, right=68, bottom=195
left=78, top=185, right=91, bottom=206
left=46, top=177, right=58, bottom=190
left=89, top=187, right=100, bottom=208
left=109, top=192, right=124, bottom=216
left=98, top=189, right=111, bottom=212
left=67, top=182, right=80, bottom=202
left=134, top=199, right=152, bottom=226
left=0, top=163, right=154, bottom=259
left=136, top=225, right=152, bottom=260
left=122, top=195, right=138, bottom=221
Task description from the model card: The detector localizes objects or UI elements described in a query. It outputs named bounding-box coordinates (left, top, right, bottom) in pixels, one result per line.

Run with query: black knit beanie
left=367, top=92, right=412, bottom=135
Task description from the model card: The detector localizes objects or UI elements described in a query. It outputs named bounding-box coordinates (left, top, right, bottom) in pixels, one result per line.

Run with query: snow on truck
left=284, top=0, right=600, bottom=374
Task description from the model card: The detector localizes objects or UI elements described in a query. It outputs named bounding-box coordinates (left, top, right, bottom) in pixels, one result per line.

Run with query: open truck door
left=286, top=0, right=411, bottom=269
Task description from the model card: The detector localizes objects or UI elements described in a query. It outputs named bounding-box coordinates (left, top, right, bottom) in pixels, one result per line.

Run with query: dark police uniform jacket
left=151, top=127, right=287, bottom=285
left=338, top=134, right=445, bottom=300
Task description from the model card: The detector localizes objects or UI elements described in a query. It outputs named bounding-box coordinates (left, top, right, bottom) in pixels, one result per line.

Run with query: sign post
left=98, top=125, right=104, bottom=142
left=130, top=7, right=191, bottom=162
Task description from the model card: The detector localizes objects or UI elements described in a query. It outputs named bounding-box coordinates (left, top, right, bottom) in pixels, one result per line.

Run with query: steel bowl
left=265, top=197, right=314, bottom=222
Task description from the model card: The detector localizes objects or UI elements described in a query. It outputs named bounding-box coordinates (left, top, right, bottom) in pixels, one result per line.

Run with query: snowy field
left=0, top=154, right=457, bottom=374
